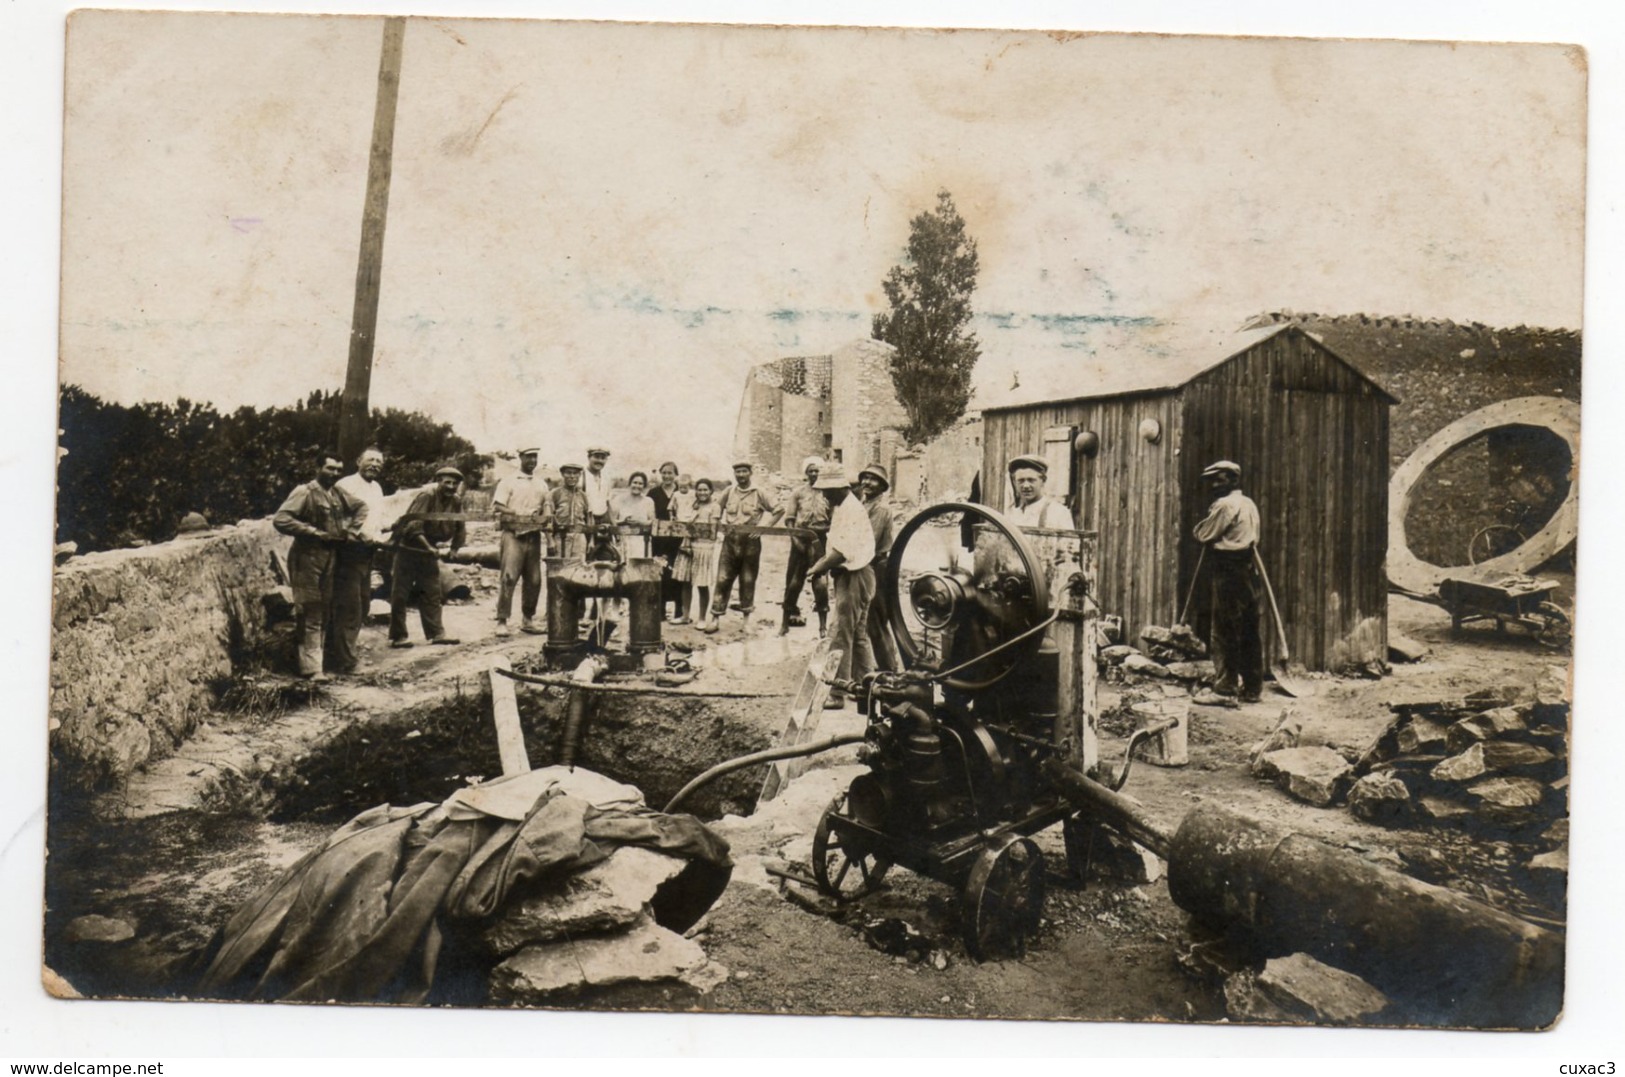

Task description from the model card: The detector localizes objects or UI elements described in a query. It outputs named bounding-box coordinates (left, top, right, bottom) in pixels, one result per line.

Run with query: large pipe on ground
left=1040, top=758, right=1563, bottom=1027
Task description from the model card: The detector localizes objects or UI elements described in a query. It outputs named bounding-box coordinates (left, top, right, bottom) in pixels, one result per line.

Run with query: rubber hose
left=663, top=733, right=867, bottom=813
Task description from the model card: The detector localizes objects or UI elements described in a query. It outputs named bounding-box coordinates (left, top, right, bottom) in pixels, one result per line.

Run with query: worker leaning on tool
left=389, top=466, right=466, bottom=649
left=806, top=463, right=876, bottom=711
left=274, top=452, right=367, bottom=683
left=1007, top=453, right=1076, bottom=529
left=1192, top=459, right=1264, bottom=704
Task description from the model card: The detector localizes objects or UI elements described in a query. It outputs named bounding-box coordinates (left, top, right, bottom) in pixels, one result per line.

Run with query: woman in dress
left=611, top=470, right=656, bottom=557
left=673, top=477, right=720, bottom=625
left=648, top=461, right=684, bottom=621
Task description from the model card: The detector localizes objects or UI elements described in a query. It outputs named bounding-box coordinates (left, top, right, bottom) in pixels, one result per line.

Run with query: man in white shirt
left=1191, top=459, right=1264, bottom=704
left=583, top=447, right=613, bottom=525
left=492, top=446, right=550, bottom=636
left=1007, top=454, right=1076, bottom=529
left=330, top=447, right=387, bottom=674
left=807, top=463, right=876, bottom=710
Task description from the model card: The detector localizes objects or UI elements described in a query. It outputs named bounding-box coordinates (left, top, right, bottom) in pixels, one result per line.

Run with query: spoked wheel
left=1536, top=602, right=1572, bottom=650
left=961, top=835, right=1047, bottom=961
left=811, top=793, right=892, bottom=901
left=1467, top=524, right=1526, bottom=566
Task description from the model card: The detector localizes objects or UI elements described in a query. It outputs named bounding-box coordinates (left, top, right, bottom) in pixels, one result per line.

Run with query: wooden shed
left=980, top=324, right=1396, bottom=672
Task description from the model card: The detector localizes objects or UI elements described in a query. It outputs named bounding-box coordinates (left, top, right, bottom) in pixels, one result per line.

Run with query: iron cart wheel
left=882, top=501, right=1052, bottom=692
left=1536, top=602, right=1572, bottom=650
left=961, top=834, right=1047, bottom=961
left=1467, top=524, right=1526, bottom=566
left=811, top=793, right=892, bottom=900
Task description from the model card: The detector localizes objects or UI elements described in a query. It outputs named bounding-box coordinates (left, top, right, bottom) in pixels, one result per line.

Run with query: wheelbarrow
left=1432, top=574, right=1570, bottom=649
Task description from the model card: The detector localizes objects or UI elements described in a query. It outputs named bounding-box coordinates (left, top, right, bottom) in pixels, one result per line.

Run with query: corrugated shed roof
left=979, top=322, right=1295, bottom=412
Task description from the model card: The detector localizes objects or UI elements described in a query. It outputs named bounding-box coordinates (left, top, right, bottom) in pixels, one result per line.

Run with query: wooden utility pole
left=338, top=16, right=406, bottom=465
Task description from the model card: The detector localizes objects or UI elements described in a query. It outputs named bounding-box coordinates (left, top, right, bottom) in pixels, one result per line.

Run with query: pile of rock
left=486, top=844, right=730, bottom=1004
left=1347, top=680, right=1569, bottom=831
left=1099, top=623, right=1215, bottom=686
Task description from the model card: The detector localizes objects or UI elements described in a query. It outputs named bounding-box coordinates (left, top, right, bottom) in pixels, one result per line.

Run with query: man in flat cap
left=857, top=462, right=903, bottom=674
left=1192, top=459, right=1264, bottom=704
left=274, top=452, right=366, bottom=682
left=1007, top=453, right=1076, bottom=529
left=807, top=463, right=875, bottom=709
left=389, top=466, right=466, bottom=648
left=550, top=460, right=591, bottom=561
left=492, top=447, right=550, bottom=636
left=699, top=460, right=782, bottom=633
left=583, top=447, right=614, bottom=526
left=780, top=455, right=831, bottom=637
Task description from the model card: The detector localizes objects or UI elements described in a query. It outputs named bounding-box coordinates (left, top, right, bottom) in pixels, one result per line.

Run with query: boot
left=817, top=610, right=828, bottom=639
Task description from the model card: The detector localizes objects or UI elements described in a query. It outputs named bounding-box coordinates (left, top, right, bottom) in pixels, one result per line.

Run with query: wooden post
left=338, top=16, right=407, bottom=465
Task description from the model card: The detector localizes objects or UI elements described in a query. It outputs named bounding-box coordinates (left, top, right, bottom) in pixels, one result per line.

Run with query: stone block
left=1254, top=746, right=1352, bottom=807
left=1396, top=717, right=1449, bottom=754
left=1223, top=971, right=1299, bottom=1023
left=1433, top=741, right=1557, bottom=784
left=1467, top=776, right=1546, bottom=810
left=1100, top=645, right=1139, bottom=665
left=1163, top=660, right=1215, bottom=682
left=489, top=914, right=708, bottom=1003
left=1418, top=795, right=1473, bottom=822
left=1254, top=953, right=1390, bottom=1024
left=1121, top=653, right=1171, bottom=678
left=482, top=846, right=690, bottom=955
left=1529, top=847, right=1568, bottom=876
left=1347, top=772, right=1411, bottom=824
left=1387, top=634, right=1429, bottom=663
left=1446, top=707, right=1529, bottom=753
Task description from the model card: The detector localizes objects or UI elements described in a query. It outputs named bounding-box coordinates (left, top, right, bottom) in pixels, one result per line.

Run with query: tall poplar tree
left=872, top=190, right=981, bottom=443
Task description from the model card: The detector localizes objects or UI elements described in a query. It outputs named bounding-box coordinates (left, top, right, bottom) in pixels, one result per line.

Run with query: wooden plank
left=489, top=657, right=530, bottom=777
left=759, top=642, right=840, bottom=802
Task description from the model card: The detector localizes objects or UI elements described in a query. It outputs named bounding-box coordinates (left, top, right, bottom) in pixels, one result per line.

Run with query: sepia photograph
left=11, top=0, right=1623, bottom=1058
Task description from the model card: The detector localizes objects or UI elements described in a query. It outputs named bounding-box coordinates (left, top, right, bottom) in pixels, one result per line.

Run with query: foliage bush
left=57, top=386, right=489, bottom=552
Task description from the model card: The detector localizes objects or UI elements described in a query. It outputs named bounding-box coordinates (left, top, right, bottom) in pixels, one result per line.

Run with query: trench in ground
left=44, top=679, right=784, bottom=1002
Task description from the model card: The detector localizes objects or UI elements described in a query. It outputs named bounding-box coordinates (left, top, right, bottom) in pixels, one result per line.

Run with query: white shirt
left=1194, top=490, right=1260, bottom=551
left=1011, top=496, right=1075, bottom=530
left=493, top=471, right=548, bottom=531
left=334, top=472, right=388, bottom=543
left=583, top=469, right=612, bottom=518
left=826, top=495, right=875, bottom=571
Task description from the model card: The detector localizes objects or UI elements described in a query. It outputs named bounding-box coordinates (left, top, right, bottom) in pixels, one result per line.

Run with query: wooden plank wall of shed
left=1178, top=331, right=1390, bottom=670
left=982, top=392, right=1183, bottom=649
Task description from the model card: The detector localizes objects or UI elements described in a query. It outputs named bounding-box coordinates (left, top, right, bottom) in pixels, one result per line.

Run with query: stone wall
left=732, top=355, right=834, bottom=473
left=51, top=520, right=284, bottom=788
left=829, top=338, right=906, bottom=468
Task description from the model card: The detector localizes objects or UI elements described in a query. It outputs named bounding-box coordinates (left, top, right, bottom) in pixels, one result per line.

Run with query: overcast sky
left=59, top=12, right=1586, bottom=469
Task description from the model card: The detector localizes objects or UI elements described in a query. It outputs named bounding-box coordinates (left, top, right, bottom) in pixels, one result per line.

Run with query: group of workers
left=272, top=439, right=1266, bottom=708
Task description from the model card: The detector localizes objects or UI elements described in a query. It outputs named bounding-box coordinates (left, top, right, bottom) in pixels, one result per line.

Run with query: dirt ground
left=42, top=536, right=1571, bottom=1028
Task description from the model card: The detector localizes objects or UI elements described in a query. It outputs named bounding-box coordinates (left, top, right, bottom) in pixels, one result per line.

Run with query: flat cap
left=586, top=447, right=611, bottom=458
left=1007, top=453, right=1049, bottom=476
left=801, top=455, right=826, bottom=473
left=435, top=466, right=465, bottom=481
left=558, top=462, right=583, bottom=473
left=732, top=460, right=754, bottom=470
left=1201, top=460, right=1242, bottom=478
left=518, top=446, right=541, bottom=456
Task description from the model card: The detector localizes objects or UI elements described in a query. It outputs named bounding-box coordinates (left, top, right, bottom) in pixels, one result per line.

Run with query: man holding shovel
left=1192, top=460, right=1264, bottom=705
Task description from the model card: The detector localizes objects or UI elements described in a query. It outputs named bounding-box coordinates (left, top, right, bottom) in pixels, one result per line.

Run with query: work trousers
left=782, top=531, right=829, bottom=618
left=862, top=554, right=902, bottom=675
left=390, top=550, right=446, bottom=642
left=710, top=531, right=762, bottom=616
left=327, top=543, right=374, bottom=673
left=496, top=531, right=543, bottom=622
left=830, top=565, right=877, bottom=684
left=1209, top=548, right=1265, bottom=696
